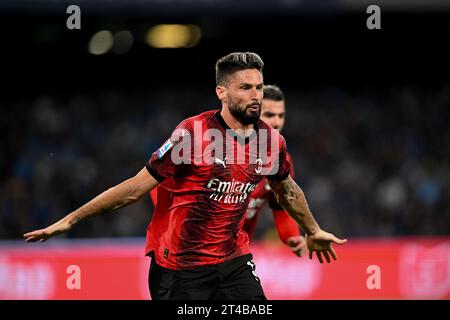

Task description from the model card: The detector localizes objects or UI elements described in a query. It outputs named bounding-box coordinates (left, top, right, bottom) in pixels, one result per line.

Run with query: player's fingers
left=301, top=245, right=307, bottom=257
left=295, top=243, right=306, bottom=257
left=316, top=251, right=323, bottom=264
left=291, top=242, right=303, bottom=251
left=323, top=251, right=331, bottom=263
left=332, top=237, right=348, bottom=245
left=293, top=247, right=303, bottom=257
left=299, top=244, right=307, bottom=257
left=23, top=230, right=41, bottom=238
left=329, top=246, right=337, bottom=260
left=25, top=231, right=49, bottom=242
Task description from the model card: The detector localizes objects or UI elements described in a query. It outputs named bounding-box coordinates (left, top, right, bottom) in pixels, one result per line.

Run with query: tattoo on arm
left=269, top=176, right=303, bottom=209
left=269, top=176, right=320, bottom=235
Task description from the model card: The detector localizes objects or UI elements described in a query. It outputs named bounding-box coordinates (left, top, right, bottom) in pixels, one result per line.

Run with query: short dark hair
left=215, top=52, right=264, bottom=85
left=263, top=85, right=284, bottom=101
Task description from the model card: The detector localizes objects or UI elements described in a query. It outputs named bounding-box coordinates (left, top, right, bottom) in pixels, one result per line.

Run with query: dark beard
left=228, top=101, right=260, bottom=125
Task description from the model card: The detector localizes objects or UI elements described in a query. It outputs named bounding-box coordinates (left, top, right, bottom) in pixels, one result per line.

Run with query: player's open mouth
left=247, top=105, right=259, bottom=111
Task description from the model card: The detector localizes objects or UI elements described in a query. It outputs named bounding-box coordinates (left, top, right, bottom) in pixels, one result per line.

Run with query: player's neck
left=220, top=107, right=255, bottom=137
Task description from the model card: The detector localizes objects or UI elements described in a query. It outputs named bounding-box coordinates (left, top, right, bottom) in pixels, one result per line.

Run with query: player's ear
left=216, top=85, right=227, bottom=103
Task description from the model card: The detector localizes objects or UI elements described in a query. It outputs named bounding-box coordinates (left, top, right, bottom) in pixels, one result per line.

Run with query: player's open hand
left=23, top=220, right=71, bottom=242
left=306, top=229, right=347, bottom=263
left=287, top=235, right=307, bottom=257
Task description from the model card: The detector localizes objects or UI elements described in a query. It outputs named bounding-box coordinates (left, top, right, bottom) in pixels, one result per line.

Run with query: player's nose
left=250, top=87, right=261, bottom=100
left=272, top=117, right=282, bottom=129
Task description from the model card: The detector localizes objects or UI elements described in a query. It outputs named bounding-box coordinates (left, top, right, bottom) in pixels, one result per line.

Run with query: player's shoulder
left=257, top=119, right=286, bottom=142
left=185, top=109, right=218, bottom=122
left=286, top=151, right=293, bottom=161
left=178, top=109, right=218, bottom=128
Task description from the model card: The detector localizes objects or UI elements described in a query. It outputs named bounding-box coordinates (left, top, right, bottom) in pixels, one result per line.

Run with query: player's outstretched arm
left=23, top=167, right=159, bottom=242
left=269, top=176, right=347, bottom=263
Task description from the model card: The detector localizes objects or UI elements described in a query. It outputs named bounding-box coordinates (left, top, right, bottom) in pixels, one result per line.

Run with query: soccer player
left=243, top=85, right=306, bottom=257
left=24, top=52, right=347, bottom=300
left=148, top=86, right=304, bottom=258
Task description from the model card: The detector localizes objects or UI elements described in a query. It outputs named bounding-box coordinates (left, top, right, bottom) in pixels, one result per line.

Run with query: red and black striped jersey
left=145, top=109, right=290, bottom=270
left=243, top=153, right=301, bottom=244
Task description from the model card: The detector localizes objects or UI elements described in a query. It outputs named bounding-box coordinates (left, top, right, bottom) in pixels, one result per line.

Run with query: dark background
left=1, top=1, right=449, bottom=240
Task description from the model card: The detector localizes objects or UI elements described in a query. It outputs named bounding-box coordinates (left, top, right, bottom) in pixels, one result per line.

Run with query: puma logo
left=214, top=157, right=227, bottom=168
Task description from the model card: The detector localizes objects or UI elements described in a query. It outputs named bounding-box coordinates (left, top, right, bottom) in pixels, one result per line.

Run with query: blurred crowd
left=1, top=84, right=449, bottom=240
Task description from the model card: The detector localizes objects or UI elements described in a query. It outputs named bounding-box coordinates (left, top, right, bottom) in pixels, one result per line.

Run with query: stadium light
left=112, top=30, right=134, bottom=54
left=145, top=24, right=202, bottom=48
left=88, top=30, right=114, bottom=55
